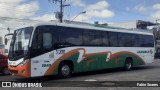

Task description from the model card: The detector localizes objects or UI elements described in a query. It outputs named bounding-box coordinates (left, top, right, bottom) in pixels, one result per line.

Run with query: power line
left=0, top=2, right=19, bottom=5
left=0, top=6, right=39, bottom=14
left=0, top=16, right=42, bottom=22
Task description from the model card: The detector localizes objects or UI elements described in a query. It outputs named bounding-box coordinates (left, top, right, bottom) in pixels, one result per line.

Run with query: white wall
left=109, top=21, right=137, bottom=29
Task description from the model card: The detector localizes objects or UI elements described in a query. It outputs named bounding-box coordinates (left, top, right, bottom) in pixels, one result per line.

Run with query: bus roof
left=32, top=22, right=153, bottom=35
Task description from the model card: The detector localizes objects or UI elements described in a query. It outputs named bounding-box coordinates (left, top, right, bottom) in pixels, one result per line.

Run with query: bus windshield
left=9, top=27, right=33, bottom=61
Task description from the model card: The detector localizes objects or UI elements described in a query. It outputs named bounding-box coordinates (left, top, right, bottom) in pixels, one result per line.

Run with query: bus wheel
left=124, top=58, right=133, bottom=71
left=2, top=67, right=9, bottom=75
left=58, top=62, right=72, bottom=78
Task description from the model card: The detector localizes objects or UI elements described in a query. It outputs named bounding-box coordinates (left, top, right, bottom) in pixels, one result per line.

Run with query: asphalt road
left=1, top=59, right=160, bottom=90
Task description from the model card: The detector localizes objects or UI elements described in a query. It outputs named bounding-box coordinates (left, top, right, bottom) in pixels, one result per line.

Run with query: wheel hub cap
left=61, top=65, right=70, bottom=76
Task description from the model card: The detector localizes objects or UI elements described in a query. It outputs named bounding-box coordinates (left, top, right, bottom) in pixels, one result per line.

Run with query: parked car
left=0, top=54, right=9, bottom=74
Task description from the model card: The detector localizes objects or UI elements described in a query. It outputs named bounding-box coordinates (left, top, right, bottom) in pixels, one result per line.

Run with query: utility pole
left=156, top=19, right=160, bottom=31
left=49, top=0, right=70, bottom=23
left=60, top=0, right=63, bottom=23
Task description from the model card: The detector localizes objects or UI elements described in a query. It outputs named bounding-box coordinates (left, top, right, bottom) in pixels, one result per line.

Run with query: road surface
left=1, top=59, right=160, bottom=90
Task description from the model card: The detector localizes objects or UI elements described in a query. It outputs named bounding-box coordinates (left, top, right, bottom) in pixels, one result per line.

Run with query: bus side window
left=42, top=33, right=53, bottom=49
left=32, top=32, right=42, bottom=49
left=132, top=34, right=140, bottom=47
left=30, top=29, right=43, bottom=57
left=118, top=33, right=132, bottom=47
left=108, top=32, right=118, bottom=47
left=83, top=30, right=101, bottom=46
left=141, top=35, right=154, bottom=47
left=102, top=31, right=109, bottom=46
left=31, top=26, right=53, bottom=57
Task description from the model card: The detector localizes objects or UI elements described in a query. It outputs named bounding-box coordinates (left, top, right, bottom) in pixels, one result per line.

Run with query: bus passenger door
left=30, top=26, right=54, bottom=77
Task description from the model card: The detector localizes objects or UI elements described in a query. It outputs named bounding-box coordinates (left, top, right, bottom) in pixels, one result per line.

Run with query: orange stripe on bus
left=110, top=51, right=145, bottom=64
left=44, top=48, right=86, bottom=76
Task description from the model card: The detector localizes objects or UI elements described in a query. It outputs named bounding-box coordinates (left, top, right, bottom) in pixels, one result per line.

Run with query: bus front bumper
left=8, top=60, right=31, bottom=78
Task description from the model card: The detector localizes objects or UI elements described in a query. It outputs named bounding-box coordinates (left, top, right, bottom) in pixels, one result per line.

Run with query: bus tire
left=58, top=62, right=72, bottom=78
left=124, top=58, right=133, bottom=71
left=2, top=67, right=9, bottom=75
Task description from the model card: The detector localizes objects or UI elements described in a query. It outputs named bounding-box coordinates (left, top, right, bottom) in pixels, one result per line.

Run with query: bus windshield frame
left=9, top=27, right=33, bottom=61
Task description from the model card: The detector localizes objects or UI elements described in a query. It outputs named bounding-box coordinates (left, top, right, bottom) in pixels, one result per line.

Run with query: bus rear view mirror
left=5, top=38, right=7, bottom=45
left=4, top=33, right=14, bottom=45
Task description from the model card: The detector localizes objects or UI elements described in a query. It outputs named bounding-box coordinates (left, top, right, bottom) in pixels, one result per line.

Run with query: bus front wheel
left=124, top=58, right=133, bottom=71
left=58, top=62, right=72, bottom=78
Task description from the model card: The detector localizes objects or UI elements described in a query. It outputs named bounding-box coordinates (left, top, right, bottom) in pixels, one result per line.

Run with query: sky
left=0, top=0, right=160, bottom=30
left=35, top=0, right=160, bottom=23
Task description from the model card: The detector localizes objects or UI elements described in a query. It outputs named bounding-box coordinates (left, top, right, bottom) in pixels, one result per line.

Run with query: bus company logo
left=56, top=49, right=65, bottom=55
left=137, top=50, right=150, bottom=54
left=2, top=82, right=11, bottom=87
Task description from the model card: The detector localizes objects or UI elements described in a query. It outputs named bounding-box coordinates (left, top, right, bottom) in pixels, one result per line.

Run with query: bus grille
left=9, top=70, right=18, bottom=74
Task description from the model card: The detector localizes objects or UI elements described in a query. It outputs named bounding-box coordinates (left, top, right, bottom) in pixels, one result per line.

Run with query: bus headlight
left=20, top=60, right=27, bottom=66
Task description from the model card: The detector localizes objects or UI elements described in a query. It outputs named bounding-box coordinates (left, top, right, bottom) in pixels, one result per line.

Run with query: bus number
left=42, top=64, right=51, bottom=67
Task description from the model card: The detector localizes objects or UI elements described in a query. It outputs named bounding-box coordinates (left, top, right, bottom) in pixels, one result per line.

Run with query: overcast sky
left=0, top=0, right=160, bottom=29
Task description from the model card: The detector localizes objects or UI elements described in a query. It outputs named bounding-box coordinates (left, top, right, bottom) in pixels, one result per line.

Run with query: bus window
left=59, top=27, right=83, bottom=46
left=141, top=35, right=154, bottom=47
left=118, top=33, right=132, bottom=47
left=108, top=32, right=118, bottom=47
left=83, top=30, right=101, bottom=46
left=31, top=26, right=53, bottom=57
left=43, top=33, right=53, bottom=49
left=132, top=34, right=140, bottom=47
left=32, top=31, right=42, bottom=50
left=102, top=31, right=109, bottom=46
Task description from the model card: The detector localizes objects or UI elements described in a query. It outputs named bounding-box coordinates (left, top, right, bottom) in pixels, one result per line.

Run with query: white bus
left=8, top=22, right=155, bottom=78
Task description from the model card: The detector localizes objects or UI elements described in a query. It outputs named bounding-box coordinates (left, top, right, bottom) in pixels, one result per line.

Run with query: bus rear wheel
left=58, top=62, right=72, bottom=78
left=124, top=58, right=133, bottom=71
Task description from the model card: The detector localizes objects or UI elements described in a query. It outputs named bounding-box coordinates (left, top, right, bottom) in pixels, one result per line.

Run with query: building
left=110, top=20, right=156, bottom=30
